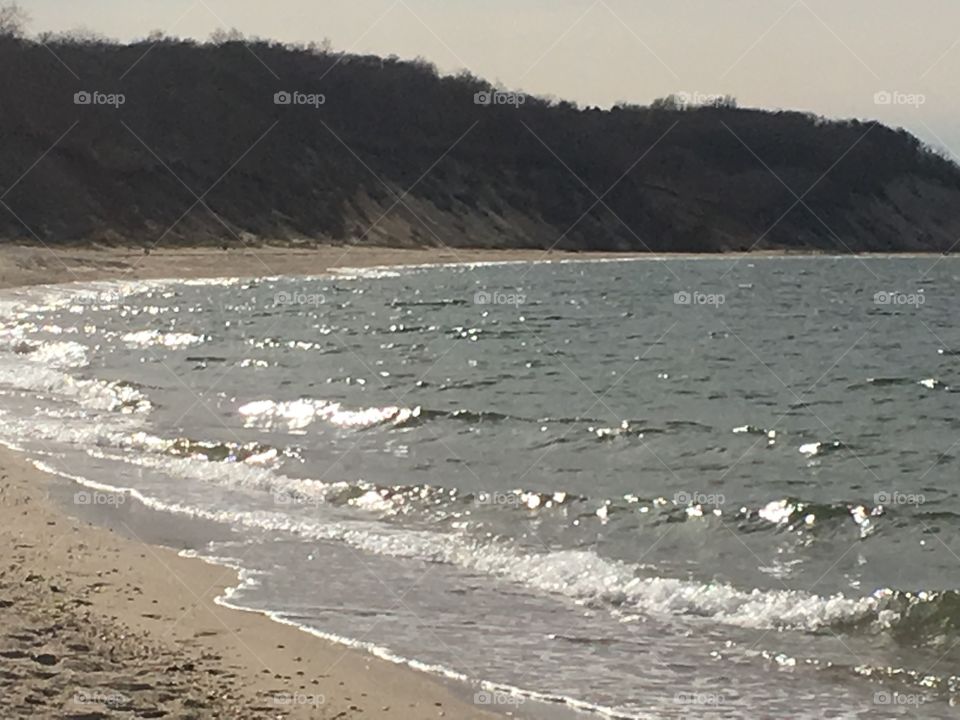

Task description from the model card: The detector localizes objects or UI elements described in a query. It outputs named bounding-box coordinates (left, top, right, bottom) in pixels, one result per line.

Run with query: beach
left=0, top=244, right=613, bottom=291
left=4, top=243, right=957, bottom=719
left=0, top=242, right=592, bottom=720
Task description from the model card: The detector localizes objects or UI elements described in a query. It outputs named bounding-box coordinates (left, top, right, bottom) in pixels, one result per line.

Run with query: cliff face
left=1, top=35, right=959, bottom=252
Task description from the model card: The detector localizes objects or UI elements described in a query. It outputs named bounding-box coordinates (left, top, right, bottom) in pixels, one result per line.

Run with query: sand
left=0, top=445, right=511, bottom=720
left=0, top=243, right=595, bottom=720
left=0, top=243, right=624, bottom=290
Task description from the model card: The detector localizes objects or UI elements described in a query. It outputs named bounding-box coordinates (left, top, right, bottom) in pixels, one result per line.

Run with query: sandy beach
left=1, top=242, right=956, bottom=718
left=0, top=243, right=624, bottom=291
left=0, top=242, right=597, bottom=720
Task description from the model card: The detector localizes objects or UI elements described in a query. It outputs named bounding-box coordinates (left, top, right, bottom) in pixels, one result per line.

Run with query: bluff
left=1, top=34, right=959, bottom=252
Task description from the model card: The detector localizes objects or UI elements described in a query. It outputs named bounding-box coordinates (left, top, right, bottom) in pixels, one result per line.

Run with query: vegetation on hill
left=1, top=12, right=958, bottom=252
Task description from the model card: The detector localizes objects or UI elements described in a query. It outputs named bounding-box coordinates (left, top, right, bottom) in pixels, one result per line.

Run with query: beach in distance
left=0, top=244, right=632, bottom=290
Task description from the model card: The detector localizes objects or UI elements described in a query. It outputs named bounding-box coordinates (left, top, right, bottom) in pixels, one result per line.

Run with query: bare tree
left=650, top=94, right=684, bottom=111
left=209, top=27, right=245, bottom=44
left=53, top=26, right=109, bottom=45
left=0, top=1, right=29, bottom=37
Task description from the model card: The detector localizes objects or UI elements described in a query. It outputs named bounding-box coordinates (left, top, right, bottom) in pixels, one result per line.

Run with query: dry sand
left=0, top=243, right=621, bottom=290
left=0, top=243, right=600, bottom=720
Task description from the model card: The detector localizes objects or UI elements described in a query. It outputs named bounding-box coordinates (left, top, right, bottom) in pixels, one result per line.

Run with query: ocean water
left=1, top=256, right=959, bottom=718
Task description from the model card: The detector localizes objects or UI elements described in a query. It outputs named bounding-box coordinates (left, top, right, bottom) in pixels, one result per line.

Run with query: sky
left=21, top=0, right=960, bottom=158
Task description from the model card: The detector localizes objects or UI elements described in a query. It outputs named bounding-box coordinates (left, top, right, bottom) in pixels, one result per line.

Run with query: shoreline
left=1, top=243, right=950, bottom=291
left=0, top=244, right=642, bottom=290
left=0, top=442, right=504, bottom=719
left=0, top=243, right=567, bottom=720
left=0, top=242, right=953, bottom=718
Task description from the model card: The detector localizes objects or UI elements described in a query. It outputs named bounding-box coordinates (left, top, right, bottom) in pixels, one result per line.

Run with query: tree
left=650, top=94, right=684, bottom=111
left=209, top=27, right=245, bottom=44
left=710, top=95, right=738, bottom=109
left=0, top=2, right=29, bottom=38
left=143, top=29, right=178, bottom=44
left=306, top=38, right=333, bottom=54
left=52, top=27, right=109, bottom=45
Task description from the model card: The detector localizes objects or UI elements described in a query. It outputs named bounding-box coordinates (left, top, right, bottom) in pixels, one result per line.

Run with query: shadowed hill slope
left=1, top=35, right=959, bottom=252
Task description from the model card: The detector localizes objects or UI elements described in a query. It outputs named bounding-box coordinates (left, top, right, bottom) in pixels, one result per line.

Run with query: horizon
left=19, top=0, right=960, bottom=161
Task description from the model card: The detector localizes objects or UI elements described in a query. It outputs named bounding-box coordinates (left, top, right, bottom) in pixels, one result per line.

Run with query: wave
left=141, top=504, right=960, bottom=647
left=237, top=397, right=564, bottom=433
left=28, top=446, right=947, bottom=643
left=120, top=330, right=206, bottom=348
left=0, top=362, right=151, bottom=413
left=1, top=391, right=934, bottom=557
left=235, top=396, right=728, bottom=443
left=836, top=589, right=960, bottom=645
left=850, top=376, right=952, bottom=391
left=0, top=279, right=160, bottom=315
left=188, top=546, right=643, bottom=720
left=7, top=339, right=90, bottom=369
left=798, top=440, right=847, bottom=456
left=238, top=398, right=423, bottom=432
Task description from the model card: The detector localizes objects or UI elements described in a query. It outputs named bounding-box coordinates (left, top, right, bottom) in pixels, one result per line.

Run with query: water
left=1, top=256, right=959, bottom=718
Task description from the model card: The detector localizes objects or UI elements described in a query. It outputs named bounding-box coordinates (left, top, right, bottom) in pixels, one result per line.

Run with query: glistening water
left=1, top=256, right=958, bottom=718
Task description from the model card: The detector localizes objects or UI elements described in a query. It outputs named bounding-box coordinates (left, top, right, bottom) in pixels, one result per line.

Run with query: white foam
left=12, top=410, right=892, bottom=654
left=121, top=330, right=204, bottom=348
left=330, top=267, right=403, bottom=279
left=0, top=362, right=150, bottom=413
left=62, top=473, right=881, bottom=635
left=183, top=548, right=639, bottom=719
left=0, top=279, right=163, bottom=317
left=27, top=340, right=90, bottom=369
left=86, top=446, right=345, bottom=507
left=238, top=398, right=420, bottom=432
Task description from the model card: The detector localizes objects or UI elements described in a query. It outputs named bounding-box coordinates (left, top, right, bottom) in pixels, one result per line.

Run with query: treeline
left=0, top=21, right=959, bottom=252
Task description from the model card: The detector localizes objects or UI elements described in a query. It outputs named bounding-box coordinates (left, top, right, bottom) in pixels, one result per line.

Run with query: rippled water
left=2, top=257, right=960, bottom=718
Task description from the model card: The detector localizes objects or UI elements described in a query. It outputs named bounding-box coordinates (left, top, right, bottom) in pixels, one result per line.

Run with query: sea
left=1, top=256, right=958, bottom=719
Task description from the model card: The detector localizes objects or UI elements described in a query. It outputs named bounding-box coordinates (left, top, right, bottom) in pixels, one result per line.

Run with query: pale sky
left=21, top=0, right=960, bottom=158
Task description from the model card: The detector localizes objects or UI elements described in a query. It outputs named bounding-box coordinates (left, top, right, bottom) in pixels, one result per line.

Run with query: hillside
left=1, top=33, right=959, bottom=252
